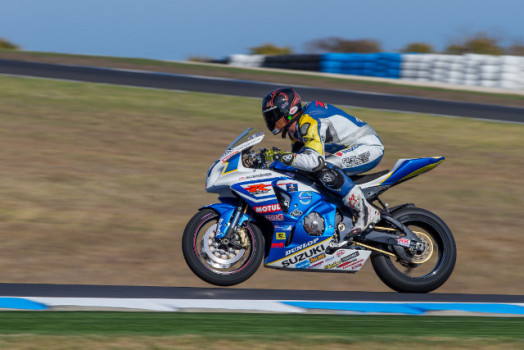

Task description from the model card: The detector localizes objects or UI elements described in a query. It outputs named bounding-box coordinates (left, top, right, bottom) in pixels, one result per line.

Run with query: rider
left=261, top=87, right=384, bottom=235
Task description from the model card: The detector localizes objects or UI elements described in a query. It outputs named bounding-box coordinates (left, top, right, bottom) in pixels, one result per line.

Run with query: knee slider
left=317, top=166, right=345, bottom=190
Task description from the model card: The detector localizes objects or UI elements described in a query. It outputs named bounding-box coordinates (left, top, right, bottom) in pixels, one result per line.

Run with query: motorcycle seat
left=350, top=169, right=390, bottom=185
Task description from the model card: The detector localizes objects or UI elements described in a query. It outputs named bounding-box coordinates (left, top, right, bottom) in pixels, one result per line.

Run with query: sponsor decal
left=397, top=237, right=411, bottom=247
left=282, top=244, right=326, bottom=267
left=342, top=258, right=365, bottom=270
left=341, top=151, right=370, bottom=168
left=325, top=256, right=335, bottom=263
left=350, top=263, right=363, bottom=270
left=299, top=191, right=312, bottom=205
left=271, top=242, right=284, bottom=248
left=265, top=214, right=284, bottom=221
left=309, top=261, right=324, bottom=269
left=276, top=232, right=286, bottom=240
left=336, top=145, right=359, bottom=157
left=244, top=172, right=273, bottom=180
left=221, top=150, right=239, bottom=162
left=339, top=258, right=357, bottom=268
left=254, top=203, right=282, bottom=214
left=309, top=253, right=326, bottom=263
left=286, top=183, right=298, bottom=192
left=324, top=261, right=341, bottom=269
left=336, top=250, right=346, bottom=257
left=341, top=252, right=359, bottom=262
left=285, top=238, right=320, bottom=256
left=274, top=224, right=292, bottom=231
left=296, top=260, right=310, bottom=269
left=290, top=106, right=298, bottom=115
left=247, top=132, right=265, bottom=140
left=244, top=183, right=271, bottom=194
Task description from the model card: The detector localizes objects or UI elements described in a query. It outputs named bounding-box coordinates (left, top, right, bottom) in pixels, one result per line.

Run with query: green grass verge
left=0, top=312, right=522, bottom=349
left=0, top=312, right=521, bottom=337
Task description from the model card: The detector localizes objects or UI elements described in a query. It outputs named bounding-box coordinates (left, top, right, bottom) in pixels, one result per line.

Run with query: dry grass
left=0, top=335, right=522, bottom=350
left=0, top=74, right=523, bottom=294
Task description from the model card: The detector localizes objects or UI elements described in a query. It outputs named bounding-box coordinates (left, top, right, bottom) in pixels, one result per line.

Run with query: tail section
left=358, top=157, right=445, bottom=197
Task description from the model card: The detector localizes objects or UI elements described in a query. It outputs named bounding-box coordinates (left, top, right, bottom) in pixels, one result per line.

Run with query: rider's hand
left=264, top=148, right=295, bottom=166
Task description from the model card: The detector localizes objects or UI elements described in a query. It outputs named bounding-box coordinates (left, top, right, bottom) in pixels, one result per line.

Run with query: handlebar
left=243, top=148, right=266, bottom=169
left=243, top=147, right=279, bottom=169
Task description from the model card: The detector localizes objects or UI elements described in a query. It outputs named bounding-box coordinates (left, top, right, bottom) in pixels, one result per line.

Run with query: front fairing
left=205, top=128, right=265, bottom=193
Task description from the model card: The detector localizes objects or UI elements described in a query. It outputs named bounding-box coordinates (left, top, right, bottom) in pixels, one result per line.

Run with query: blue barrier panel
left=320, top=53, right=402, bottom=78
left=0, top=297, right=48, bottom=310
left=282, top=301, right=524, bottom=315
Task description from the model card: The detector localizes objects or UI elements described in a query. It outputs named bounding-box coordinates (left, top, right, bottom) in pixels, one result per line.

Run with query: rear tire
left=182, top=209, right=264, bottom=286
left=371, top=207, right=456, bottom=293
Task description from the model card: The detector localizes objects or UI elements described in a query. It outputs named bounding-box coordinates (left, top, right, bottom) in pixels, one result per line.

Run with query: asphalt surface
left=1, top=283, right=524, bottom=303
left=1, top=58, right=523, bottom=302
left=1, top=58, right=523, bottom=123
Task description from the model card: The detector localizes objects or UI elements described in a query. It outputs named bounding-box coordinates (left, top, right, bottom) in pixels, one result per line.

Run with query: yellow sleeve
left=299, top=115, right=324, bottom=156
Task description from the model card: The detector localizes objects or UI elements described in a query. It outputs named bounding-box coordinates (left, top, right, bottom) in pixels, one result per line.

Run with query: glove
left=264, top=148, right=295, bottom=166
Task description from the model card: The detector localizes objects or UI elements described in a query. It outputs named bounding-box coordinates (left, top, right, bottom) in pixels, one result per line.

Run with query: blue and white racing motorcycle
left=182, top=128, right=456, bottom=293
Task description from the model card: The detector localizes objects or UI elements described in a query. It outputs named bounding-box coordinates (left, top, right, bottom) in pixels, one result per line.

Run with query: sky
left=1, top=0, right=523, bottom=61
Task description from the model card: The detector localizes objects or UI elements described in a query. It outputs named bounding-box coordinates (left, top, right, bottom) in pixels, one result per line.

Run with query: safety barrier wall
left=321, top=53, right=402, bottom=78
left=226, top=53, right=524, bottom=90
left=401, top=53, right=524, bottom=90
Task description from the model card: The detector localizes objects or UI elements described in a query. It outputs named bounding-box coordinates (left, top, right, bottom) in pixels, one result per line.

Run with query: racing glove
left=264, top=148, right=295, bottom=166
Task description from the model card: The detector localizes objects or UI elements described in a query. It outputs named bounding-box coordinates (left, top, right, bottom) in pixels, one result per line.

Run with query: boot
left=343, top=185, right=380, bottom=235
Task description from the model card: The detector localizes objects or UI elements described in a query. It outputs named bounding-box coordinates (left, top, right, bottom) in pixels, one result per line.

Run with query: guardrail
left=227, top=53, right=524, bottom=90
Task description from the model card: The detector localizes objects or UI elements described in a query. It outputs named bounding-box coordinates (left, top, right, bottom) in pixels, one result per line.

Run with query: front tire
left=371, top=207, right=456, bottom=293
left=182, top=209, right=264, bottom=286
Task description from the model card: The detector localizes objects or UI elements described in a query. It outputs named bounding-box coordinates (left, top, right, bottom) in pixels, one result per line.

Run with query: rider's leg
left=325, top=139, right=384, bottom=176
left=316, top=163, right=380, bottom=235
left=343, top=185, right=381, bottom=235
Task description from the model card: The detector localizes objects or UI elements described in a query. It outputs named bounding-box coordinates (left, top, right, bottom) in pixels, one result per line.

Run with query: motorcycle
left=182, top=128, right=456, bottom=293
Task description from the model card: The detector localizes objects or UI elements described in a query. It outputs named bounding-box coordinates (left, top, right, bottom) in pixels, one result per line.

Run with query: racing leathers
left=281, top=101, right=384, bottom=235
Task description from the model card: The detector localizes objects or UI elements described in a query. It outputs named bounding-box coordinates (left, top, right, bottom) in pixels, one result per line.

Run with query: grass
left=0, top=312, right=522, bottom=349
left=0, top=74, right=523, bottom=294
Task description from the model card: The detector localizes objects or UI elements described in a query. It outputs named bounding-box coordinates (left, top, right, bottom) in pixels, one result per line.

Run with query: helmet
left=261, top=88, right=302, bottom=135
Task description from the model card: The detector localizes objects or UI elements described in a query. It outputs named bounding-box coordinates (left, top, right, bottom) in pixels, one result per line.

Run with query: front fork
left=218, top=201, right=248, bottom=245
left=202, top=200, right=250, bottom=246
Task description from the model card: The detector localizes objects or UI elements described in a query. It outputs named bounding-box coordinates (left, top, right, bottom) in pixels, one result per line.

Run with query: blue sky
left=1, top=0, right=523, bottom=61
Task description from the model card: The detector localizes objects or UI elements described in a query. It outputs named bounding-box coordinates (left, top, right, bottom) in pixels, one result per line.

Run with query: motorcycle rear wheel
left=371, top=207, right=456, bottom=293
left=182, top=208, right=264, bottom=286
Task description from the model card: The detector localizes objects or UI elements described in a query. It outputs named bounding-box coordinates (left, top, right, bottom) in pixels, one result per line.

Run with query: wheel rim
left=388, top=222, right=444, bottom=279
left=193, top=215, right=255, bottom=275
left=201, top=224, right=246, bottom=268
left=410, top=230, right=434, bottom=264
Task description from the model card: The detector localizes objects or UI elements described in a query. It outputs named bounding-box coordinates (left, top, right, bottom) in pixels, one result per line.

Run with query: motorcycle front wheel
left=371, top=207, right=457, bottom=293
left=182, top=208, right=264, bottom=286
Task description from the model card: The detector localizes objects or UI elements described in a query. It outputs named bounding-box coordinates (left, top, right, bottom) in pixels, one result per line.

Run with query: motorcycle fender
left=200, top=202, right=252, bottom=239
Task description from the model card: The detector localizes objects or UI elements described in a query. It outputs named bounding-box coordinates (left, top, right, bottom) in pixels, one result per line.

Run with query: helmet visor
left=263, top=107, right=285, bottom=134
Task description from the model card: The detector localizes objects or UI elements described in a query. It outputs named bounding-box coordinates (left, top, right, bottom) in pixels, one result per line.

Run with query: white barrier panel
left=402, top=54, right=524, bottom=90
left=228, top=54, right=265, bottom=68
